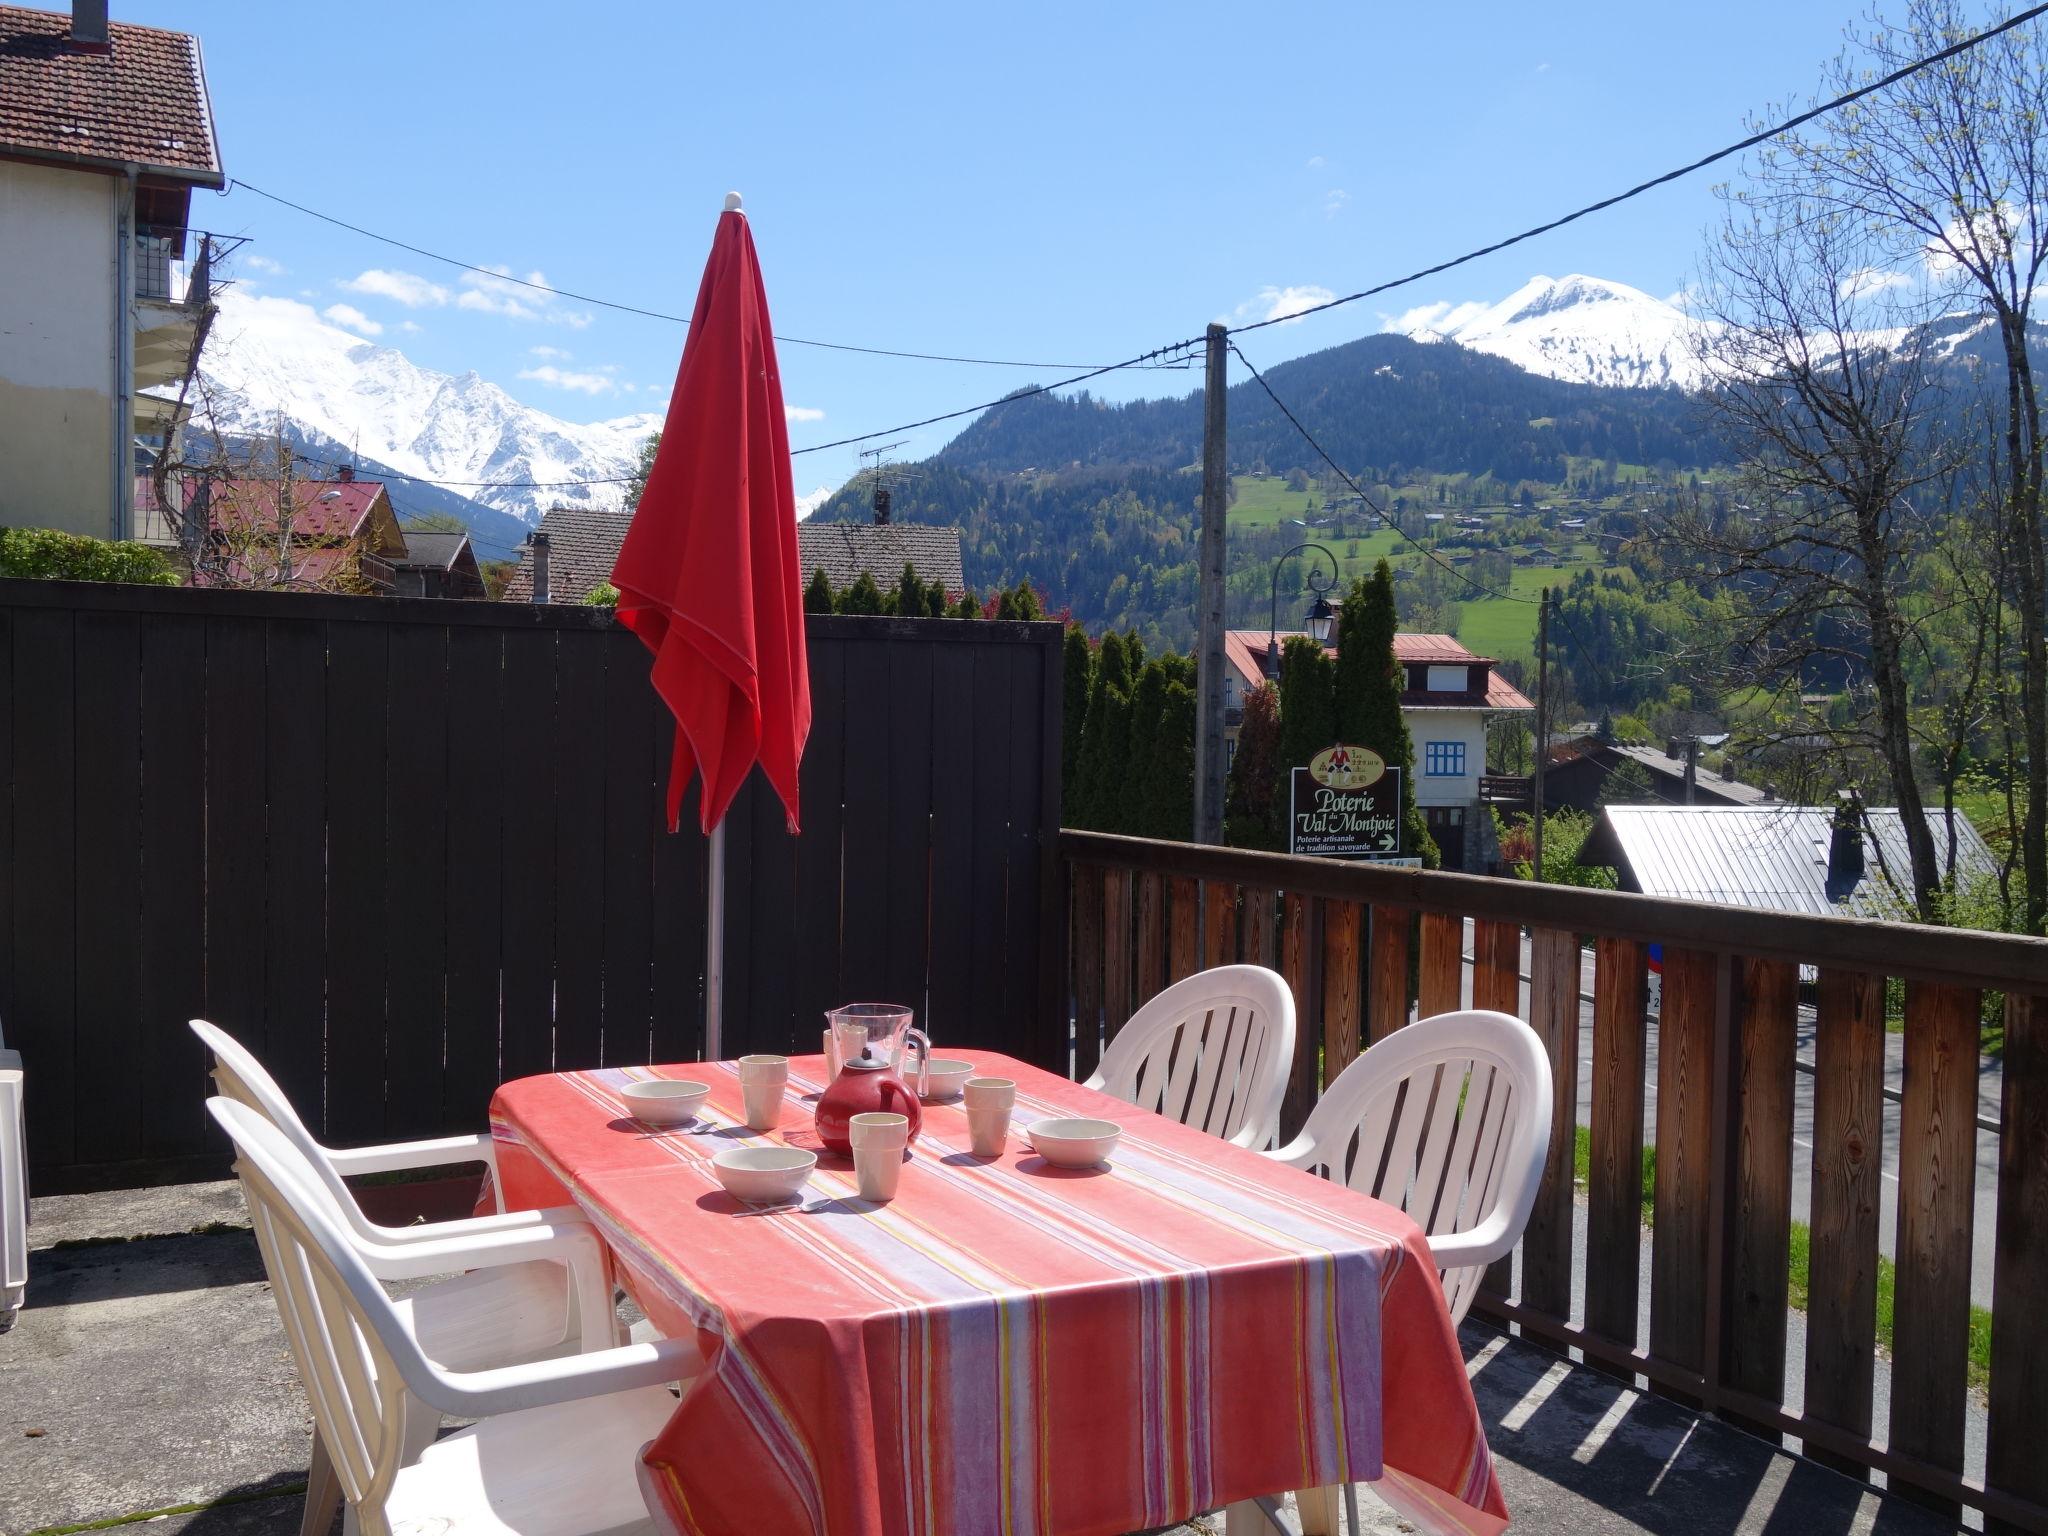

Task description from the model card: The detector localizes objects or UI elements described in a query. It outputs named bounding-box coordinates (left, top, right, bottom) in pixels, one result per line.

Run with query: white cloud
left=1838, top=266, right=1913, bottom=300
left=1534, top=61, right=1551, bottom=73
left=1925, top=204, right=2021, bottom=276
left=517, top=363, right=618, bottom=395
left=340, top=268, right=450, bottom=308
left=784, top=405, right=825, bottom=422
left=1323, top=188, right=1349, bottom=219
left=1230, top=284, right=1336, bottom=326
left=397, top=320, right=422, bottom=334
left=529, top=344, right=570, bottom=359
left=456, top=264, right=589, bottom=326
left=1385, top=297, right=1489, bottom=337
left=244, top=253, right=286, bottom=275
left=321, top=303, right=384, bottom=337
left=1306, top=155, right=1326, bottom=168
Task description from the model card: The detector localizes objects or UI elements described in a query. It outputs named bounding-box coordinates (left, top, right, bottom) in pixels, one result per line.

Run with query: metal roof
left=1579, top=805, right=1999, bottom=920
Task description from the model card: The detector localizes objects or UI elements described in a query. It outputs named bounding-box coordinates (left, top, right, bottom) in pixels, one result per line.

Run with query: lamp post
left=1265, top=542, right=1342, bottom=679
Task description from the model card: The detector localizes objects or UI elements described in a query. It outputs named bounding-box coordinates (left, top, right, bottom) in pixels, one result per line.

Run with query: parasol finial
left=723, top=191, right=743, bottom=213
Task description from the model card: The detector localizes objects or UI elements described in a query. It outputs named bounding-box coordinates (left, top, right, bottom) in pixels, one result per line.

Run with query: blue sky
left=134, top=0, right=1917, bottom=491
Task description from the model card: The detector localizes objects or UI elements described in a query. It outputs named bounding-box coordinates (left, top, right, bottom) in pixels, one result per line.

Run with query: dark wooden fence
left=1062, top=830, right=2048, bottom=1532
left=0, top=580, right=1063, bottom=1192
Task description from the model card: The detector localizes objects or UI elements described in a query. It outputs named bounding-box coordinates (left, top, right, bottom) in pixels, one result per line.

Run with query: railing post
left=1988, top=991, right=2048, bottom=1534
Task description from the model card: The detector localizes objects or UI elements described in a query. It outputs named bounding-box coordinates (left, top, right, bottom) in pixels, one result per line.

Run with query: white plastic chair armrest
left=1263, top=1131, right=1318, bottom=1169
left=412, top=1334, right=705, bottom=1419
left=1081, top=1070, right=1107, bottom=1094
left=1424, top=1212, right=1519, bottom=1271
left=326, top=1132, right=498, bottom=1177
left=350, top=1211, right=607, bottom=1283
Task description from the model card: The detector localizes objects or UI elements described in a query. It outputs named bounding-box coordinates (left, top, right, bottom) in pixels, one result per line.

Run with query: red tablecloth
left=489, top=1053, right=1508, bottom=1536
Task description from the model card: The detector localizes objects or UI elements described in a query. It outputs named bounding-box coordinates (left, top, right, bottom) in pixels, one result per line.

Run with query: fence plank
left=1649, top=946, right=1718, bottom=1379
left=550, top=632, right=608, bottom=1070
left=1004, top=640, right=1055, bottom=1067
left=71, top=611, right=142, bottom=1166
left=923, top=640, right=971, bottom=1045
left=1802, top=968, right=1885, bottom=1472
left=1135, top=871, right=1165, bottom=1013
left=1888, top=979, right=1981, bottom=1514
left=1168, top=876, right=1199, bottom=983
left=1586, top=937, right=1648, bottom=1351
left=1472, top=917, right=1521, bottom=1301
left=1324, top=900, right=1365, bottom=1081
left=203, top=616, right=269, bottom=1104
left=260, top=619, right=329, bottom=1131
left=324, top=619, right=391, bottom=1142
left=11, top=609, right=73, bottom=1171
left=964, top=641, right=1013, bottom=1039
left=1418, top=911, right=1462, bottom=1019
left=884, top=634, right=937, bottom=1013
left=649, top=767, right=705, bottom=1065
left=137, top=615, right=207, bottom=1158
left=1242, top=888, right=1277, bottom=974
left=1203, top=880, right=1237, bottom=970
left=383, top=624, right=450, bottom=1139
left=1988, top=992, right=2048, bottom=1533
left=497, top=628, right=558, bottom=1083
left=1520, top=927, right=1580, bottom=1319
left=600, top=636, right=656, bottom=1066
left=1071, top=865, right=1104, bottom=1079
left=1725, top=957, right=1798, bottom=1405
left=1367, top=904, right=1408, bottom=1046
left=1279, top=893, right=1319, bottom=1142
left=1103, top=868, right=1134, bottom=1045
left=443, top=627, right=505, bottom=1116
left=838, top=638, right=893, bottom=1000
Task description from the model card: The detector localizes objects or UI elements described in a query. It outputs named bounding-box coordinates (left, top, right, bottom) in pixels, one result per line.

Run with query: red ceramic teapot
left=814, top=1045, right=924, bottom=1156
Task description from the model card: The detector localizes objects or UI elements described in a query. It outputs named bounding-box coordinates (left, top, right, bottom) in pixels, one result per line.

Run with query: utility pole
left=1531, top=586, right=1549, bottom=880
left=1193, top=322, right=1229, bottom=845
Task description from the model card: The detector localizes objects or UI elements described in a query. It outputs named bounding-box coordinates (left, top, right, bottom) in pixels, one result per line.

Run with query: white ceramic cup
left=821, top=1027, right=841, bottom=1078
left=849, top=1111, right=910, bottom=1202
left=963, top=1076, right=1015, bottom=1110
left=738, top=1054, right=789, bottom=1132
left=966, top=1104, right=1013, bottom=1158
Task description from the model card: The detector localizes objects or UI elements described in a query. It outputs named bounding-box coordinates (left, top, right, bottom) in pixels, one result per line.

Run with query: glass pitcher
left=824, top=1003, right=930, bottom=1092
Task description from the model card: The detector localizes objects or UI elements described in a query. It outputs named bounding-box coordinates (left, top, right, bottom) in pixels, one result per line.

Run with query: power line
left=226, top=177, right=1161, bottom=371
left=1229, top=0, right=2048, bottom=337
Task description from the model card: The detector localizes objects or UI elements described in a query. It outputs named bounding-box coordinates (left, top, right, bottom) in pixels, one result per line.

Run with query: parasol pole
left=704, top=817, right=725, bottom=1061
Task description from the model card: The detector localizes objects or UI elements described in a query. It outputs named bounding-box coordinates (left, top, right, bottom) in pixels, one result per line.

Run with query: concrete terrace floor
left=0, top=1184, right=1973, bottom=1536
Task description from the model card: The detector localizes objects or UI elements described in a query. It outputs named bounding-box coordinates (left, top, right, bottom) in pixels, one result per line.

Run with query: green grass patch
left=1227, top=475, right=1326, bottom=529
left=1575, top=1126, right=1991, bottom=1388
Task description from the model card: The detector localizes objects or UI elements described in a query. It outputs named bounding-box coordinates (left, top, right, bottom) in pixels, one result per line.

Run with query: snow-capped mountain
left=198, top=290, right=663, bottom=526
left=1394, top=274, right=1703, bottom=390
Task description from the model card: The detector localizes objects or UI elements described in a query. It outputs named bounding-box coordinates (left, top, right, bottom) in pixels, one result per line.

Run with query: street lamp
left=1265, top=542, right=1341, bottom=679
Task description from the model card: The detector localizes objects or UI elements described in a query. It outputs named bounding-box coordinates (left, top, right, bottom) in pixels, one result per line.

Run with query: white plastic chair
left=1270, top=1008, right=1552, bottom=1324
left=210, top=1097, right=700, bottom=1536
left=1, top=1019, right=24, bottom=1332
left=1085, top=964, right=1296, bottom=1149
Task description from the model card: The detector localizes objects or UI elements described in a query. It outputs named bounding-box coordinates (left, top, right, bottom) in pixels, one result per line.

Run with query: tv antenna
left=857, top=439, right=919, bottom=525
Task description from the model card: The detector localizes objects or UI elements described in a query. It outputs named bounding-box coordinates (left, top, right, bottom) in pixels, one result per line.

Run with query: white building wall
left=1408, top=710, right=1488, bottom=808
left=0, top=161, right=117, bottom=538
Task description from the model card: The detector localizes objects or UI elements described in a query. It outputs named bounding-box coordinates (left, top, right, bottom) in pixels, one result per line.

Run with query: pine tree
left=1118, top=661, right=1169, bottom=834
left=803, top=568, right=835, bottom=614
left=1145, top=680, right=1196, bottom=841
left=1225, top=680, right=1283, bottom=850
left=1271, top=635, right=1338, bottom=848
left=840, top=570, right=884, bottom=616
left=951, top=588, right=980, bottom=619
left=924, top=583, right=947, bottom=618
left=1009, top=582, right=1045, bottom=620
left=1062, top=625, right=1094, bottom=809
left=1340, top=559, right=1437, bottom=865
left=1073, top=679, right=1130, bottom=831
left=895, top=563, right=926, bottom=616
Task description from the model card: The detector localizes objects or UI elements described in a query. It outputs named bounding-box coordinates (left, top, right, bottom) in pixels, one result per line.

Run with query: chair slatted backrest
left=190, top=1020, right=394, bottom=1246
left=208, top=1097, right=423, bottom=1532
left=1089, top=965, right=1296, bottom=1149
left=1286, top=1009, right=1551, bottom=1324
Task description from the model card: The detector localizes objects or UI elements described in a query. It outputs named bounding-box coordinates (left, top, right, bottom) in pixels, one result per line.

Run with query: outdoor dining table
left=488, top=1051, right=1510, bottom=1536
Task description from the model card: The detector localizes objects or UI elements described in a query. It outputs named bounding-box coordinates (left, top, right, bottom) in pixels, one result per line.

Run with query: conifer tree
left=950, top=588, right=980, bottom=619
left=1145, top=680, right=1196, bottom=841
left=1225, top=680, right=1283, bottom=850
left=895, top=563, right=926, bottom=616
left=1062, top=624, right=1094, bottom=808
left=1338, top=559, right=1436, bottom=865
left=840, top=570, right=885, bottom=615
left=803, top=568, right=835, bottom=614
left=924, top=583, right=947, bottom=618
left=1118, top=661, right=1169, bottom=834
left=1271, top=635, right=1338, bottom=848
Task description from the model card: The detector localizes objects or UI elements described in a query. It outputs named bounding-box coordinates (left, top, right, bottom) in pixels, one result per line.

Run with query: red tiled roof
left=208, top=478, right=385, bottom=540
left=0, top=5, right=221, bottom=183
left=1223, top=627, right=1530, bottom=709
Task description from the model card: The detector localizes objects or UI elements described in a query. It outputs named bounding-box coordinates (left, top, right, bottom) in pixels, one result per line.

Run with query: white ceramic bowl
left=1025, top=1116, right=1121, bottom=1169
left=712, top=1146, right=817, bottom=1205
left=919, top=1058, right=976, bottom=1102
left=620, top=1078, right=711, bottom=1127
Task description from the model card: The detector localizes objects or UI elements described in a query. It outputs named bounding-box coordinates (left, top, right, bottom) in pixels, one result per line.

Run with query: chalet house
left=0, top=2, right=224, bottom=543
left=390, top=529, right=485, bottom=600
left=1222, top=629, right=1534, bottom=870
left=503, top=505, right=629, bottom=603
left=193, top=474, right=407, bottom=593
left=1541, top=734, right=1772, bottom=814
left=796, top=522, right=964, bottom=599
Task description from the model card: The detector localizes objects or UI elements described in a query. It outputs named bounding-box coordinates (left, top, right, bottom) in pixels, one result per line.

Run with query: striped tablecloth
left=489, top=1052, right=1508, bottom=1536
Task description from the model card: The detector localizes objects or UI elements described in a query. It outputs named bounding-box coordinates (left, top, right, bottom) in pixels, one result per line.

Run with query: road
left=1458, top=924, right=2004, bottom=1309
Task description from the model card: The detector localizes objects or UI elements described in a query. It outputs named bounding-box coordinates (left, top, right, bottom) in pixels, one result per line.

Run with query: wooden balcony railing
left=1059, top=829, right=2048, bottom=1531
